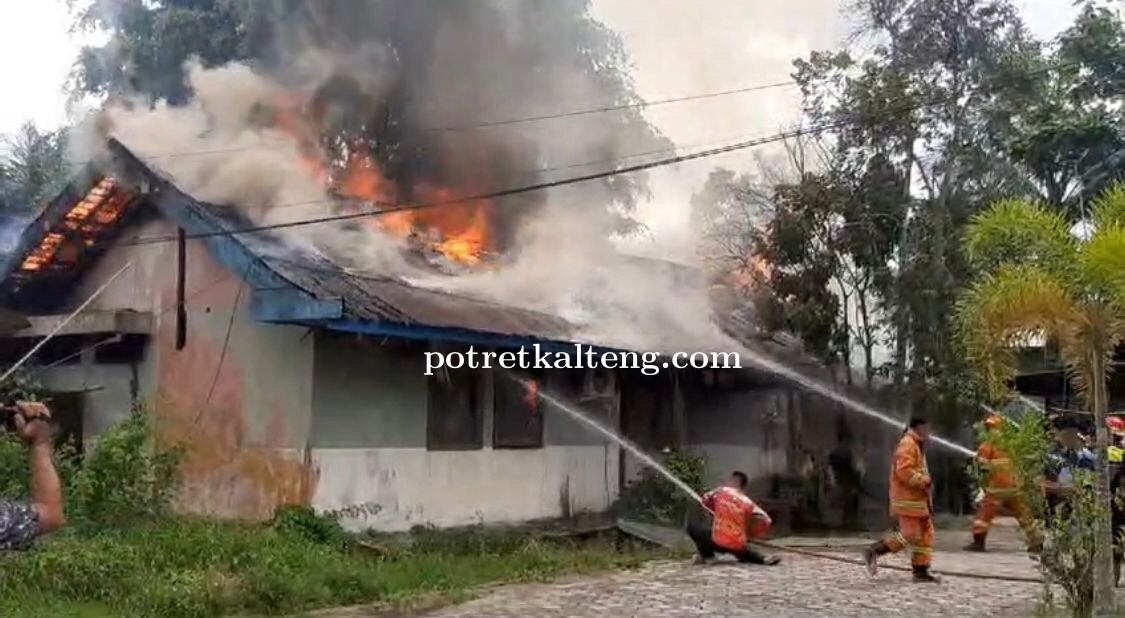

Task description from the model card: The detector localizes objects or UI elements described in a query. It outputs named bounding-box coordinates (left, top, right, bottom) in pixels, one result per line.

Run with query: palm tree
left=956, top=183, right=1125, bottom=615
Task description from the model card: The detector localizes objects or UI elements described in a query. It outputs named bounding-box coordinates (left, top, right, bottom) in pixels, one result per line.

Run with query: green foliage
left=0, top=409, right=662, bottom=617
left=1040, top=470, right=1103, bottom=618
left=0, top=122, right=69, bottom=211
left=983, top=410, right=1108, bottom=617
left=616, top=451, right=707, bottom=525
left=0, top=518, right=661, bottom=618
left=957, top=186, right=1125, bottom=406
left=0, top=403, right=179, bottom=531
left=963, top=199, right=1076, bottom=279
left=270, top=505, right=350, bottom=551
left=68, top=406, right=181, bottom=529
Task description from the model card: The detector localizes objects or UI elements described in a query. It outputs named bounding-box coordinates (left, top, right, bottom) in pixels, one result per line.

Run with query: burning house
left=0, top=138, right=899, bottom=530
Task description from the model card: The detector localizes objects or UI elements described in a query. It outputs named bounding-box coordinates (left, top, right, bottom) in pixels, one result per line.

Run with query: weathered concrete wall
left=684, top=388, right=794, bottom=496
left=308, top=336, right=619, bottom=531
left=66, top=218, right=316, bottom=519
left=35, top=351, right=138, bottom=442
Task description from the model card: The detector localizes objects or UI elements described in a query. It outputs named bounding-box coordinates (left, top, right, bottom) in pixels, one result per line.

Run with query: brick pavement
left=419, top=548, right=1042, bottom=618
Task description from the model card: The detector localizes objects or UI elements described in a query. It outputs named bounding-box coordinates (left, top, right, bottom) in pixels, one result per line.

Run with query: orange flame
left=268, top=99, right=495, bottom=266
left=19, top=177, right=135, bottom=274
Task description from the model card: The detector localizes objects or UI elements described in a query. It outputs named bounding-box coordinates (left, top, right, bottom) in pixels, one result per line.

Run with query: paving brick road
left=420, top=550, right=1042, bottom=618
left=421, top=524, right=1047, bottom=618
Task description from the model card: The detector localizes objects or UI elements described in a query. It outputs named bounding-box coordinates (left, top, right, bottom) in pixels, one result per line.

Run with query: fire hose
left=688, top=500, right=1043, bottom=584
left=747, top=538, right=1043, bottom=584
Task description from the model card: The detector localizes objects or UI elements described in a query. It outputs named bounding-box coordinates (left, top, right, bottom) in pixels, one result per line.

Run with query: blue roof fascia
left=251, top=288, right=343, bottom=322
left=105, top=139, right=315, bottom=303
left=296, top=317, right=625, bottom=357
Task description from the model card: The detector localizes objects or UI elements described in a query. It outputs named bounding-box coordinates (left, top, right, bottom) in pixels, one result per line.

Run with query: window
left=493, top=370, right=543, bottom=449
left=620, top=372, right=676, bottom=450
left=426, top=369, right=483, bottom=450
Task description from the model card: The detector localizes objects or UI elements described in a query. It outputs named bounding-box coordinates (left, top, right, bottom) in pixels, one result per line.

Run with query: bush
left=985, top=409, right=1102, bottom=617
left=271, top=504, right=351, bottom=550
left=0, top=407, right=665, bottom=617
left=616, top=451, right=707, bottom=525
left=68, top=405, right=181, bottom=529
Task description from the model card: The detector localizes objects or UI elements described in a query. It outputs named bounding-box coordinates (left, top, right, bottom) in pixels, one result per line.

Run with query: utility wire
left=421, top=80, right=796, bottom=132
left=112, top=123, right=825, bottom=249
left=23, top=270, right=239, bottom=379
left=52, top=60, right=1082, bottom=253
left=60, top=79, right=797, bottom=168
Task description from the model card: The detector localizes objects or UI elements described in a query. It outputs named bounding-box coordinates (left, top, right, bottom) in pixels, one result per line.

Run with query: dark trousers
left=686, top=520, right=770, bottom=564
left=1114, top=513, right=1124, bottom=586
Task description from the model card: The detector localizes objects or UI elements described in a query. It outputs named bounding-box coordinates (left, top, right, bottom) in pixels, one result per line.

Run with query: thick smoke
left=76, top=0, right=737, bottom=353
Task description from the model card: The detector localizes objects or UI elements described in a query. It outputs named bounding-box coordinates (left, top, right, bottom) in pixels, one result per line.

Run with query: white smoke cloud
left=73, top=51, right=734, bottom=353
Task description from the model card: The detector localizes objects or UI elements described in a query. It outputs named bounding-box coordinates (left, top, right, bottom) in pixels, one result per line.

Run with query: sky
left=0, top=0, right=1085, bottom=256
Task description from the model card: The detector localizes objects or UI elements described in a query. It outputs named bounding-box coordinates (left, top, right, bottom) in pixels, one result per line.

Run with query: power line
left=57, top=60, right=1083, bottom=252
left=60, top=79, right=797, bottom=168
left=120, top=123, right=832, bottom=248
left=422, top=80, right=796, bottom=132
left=23, top=270, right=239, bottom=379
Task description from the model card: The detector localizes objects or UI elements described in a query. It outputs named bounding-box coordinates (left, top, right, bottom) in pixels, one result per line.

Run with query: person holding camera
left=0, top=401, right=66, bottom=550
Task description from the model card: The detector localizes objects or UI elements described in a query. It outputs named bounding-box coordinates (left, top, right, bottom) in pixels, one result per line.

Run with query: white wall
left=309, top=335, right=620, bottom=530
left=312, top=445, right=618, bottom=531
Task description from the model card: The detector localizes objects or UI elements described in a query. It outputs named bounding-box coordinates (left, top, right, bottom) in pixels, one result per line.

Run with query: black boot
left=913, top=565, right=941, bottom=583
left=862, top=541, right=887, bottom=577
left=962, top=533, right=986, bottom=553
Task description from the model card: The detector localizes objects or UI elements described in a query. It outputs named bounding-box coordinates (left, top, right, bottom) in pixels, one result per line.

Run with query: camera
left=0, top=401, right=50, bottom=433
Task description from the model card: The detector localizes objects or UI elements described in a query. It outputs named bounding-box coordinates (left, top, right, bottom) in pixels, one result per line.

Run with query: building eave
left=294, top=316, right=626, bottom=356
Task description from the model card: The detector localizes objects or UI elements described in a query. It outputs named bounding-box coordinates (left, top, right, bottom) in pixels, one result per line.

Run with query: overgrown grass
left=0, top=519, right=663, bottom=618
left=0, top=407, right=667, bottom=617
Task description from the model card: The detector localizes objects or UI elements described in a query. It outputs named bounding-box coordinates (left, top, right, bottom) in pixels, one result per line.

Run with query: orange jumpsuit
left=972, top=441, right=1040, bottom=547
left=702, top=486, right=772, bottom=550
left=880, top=430, right=934, bottom=567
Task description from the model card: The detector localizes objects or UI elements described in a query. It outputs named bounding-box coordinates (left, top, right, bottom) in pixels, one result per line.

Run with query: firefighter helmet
left=1107, top=416, right=1125, bottom=436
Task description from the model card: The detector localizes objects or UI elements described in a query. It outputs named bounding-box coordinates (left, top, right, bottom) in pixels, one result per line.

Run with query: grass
left=0, top=518, right=668, bottom=618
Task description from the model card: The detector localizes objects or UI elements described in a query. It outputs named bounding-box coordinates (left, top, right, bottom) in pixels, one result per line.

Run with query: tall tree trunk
left=1091, top=350, right=1116, bottom=616
left=857, top=287, right=876, bottom=387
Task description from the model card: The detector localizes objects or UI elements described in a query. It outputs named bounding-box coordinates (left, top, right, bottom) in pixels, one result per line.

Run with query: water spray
left=731, top=344, right=975, bottom=457
left=517, top=375, right=705, bottom=506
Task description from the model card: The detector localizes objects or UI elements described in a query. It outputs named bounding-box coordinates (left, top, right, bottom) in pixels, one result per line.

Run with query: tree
left=956, top=184, right=1125, bottom=615
left=984, top=2, right=1125, bottom=212
left=68, top=0, right=670, bottom=233
left=693, top=141, right=902, bottom=386
left=0, top=122, right=68, bottom=211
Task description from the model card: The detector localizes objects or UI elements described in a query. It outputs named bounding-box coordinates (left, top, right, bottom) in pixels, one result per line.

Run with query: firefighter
left=1107, top=416, right=1125, bottom=586
left=686, top=471, right=781, bottom=565
left=964, top=415, right=1042, bottom=553
left=862, top=417, right=940, bottom=583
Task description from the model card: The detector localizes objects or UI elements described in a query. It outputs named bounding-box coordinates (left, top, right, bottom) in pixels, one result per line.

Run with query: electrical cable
left=22, top=270, right=239, bottom=380
left=76, top=58, right=1079, bottom=250
left=59, top=79, right=798, bottom=168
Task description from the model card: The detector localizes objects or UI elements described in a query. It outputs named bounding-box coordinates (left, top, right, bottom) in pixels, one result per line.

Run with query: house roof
left=0, top=139, right=816, bottom=376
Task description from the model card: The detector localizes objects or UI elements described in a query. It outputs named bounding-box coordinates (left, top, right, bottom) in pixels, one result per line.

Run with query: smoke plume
left=75, top=0, right=736, bottom=353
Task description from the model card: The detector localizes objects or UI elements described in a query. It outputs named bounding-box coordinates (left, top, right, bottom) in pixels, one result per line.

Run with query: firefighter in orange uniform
left=862, top=417, right=940, bottom=583
left=964, top=415, right=1041, bottom=553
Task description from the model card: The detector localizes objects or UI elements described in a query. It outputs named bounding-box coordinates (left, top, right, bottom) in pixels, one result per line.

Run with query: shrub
left=271, top=504, right=351, bottom=550
left=985, top=409, right=1103, bottom=617
left=616, top=451, right=707, bottom=525
left=68, top=405, right=181, bottom=529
